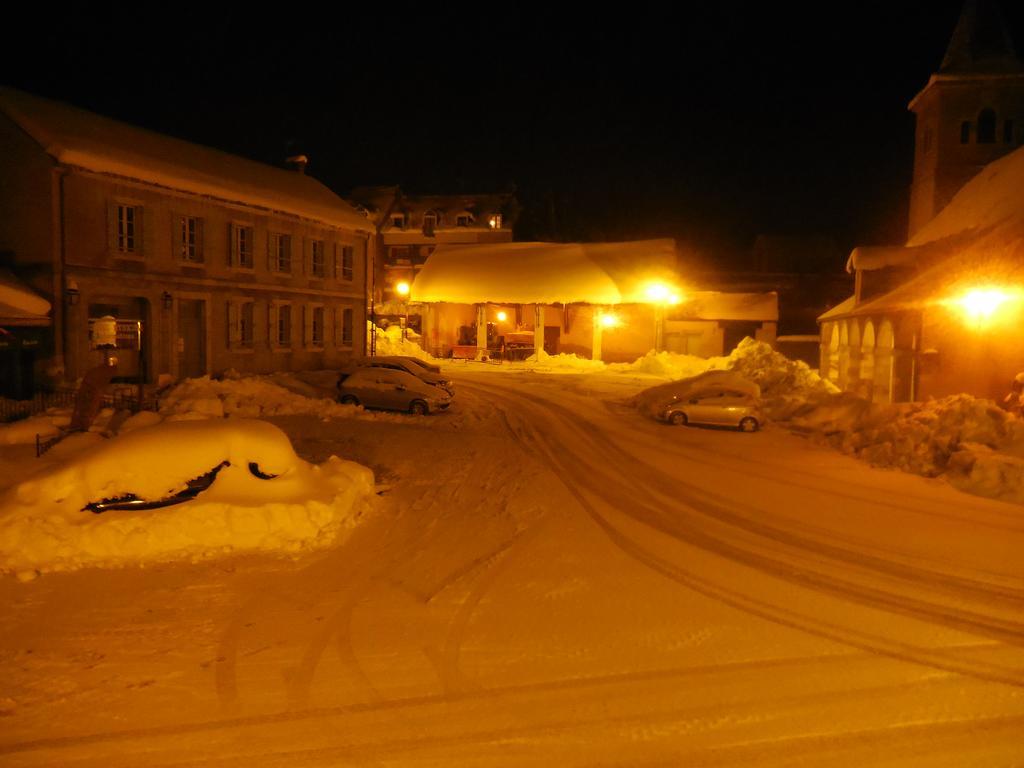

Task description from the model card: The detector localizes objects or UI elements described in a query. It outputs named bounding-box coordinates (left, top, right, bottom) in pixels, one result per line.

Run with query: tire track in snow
left=458, top=379, right=1024, bottom=687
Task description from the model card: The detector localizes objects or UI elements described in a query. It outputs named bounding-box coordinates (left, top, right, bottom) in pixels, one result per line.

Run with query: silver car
left=346, top=356, right=453, bottom=395
left=337, top=367, right=451, bottom=415
left=658, top=386, right=763, bottom=432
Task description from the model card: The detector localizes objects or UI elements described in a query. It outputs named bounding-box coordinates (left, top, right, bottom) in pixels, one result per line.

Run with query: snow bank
left=0, top=412, right=70, bottom=445
left=370, top=322, right=440, bottom=363
left=159, top=375, right=364, bottom=421
left=0, top=419, right=374, bottom=577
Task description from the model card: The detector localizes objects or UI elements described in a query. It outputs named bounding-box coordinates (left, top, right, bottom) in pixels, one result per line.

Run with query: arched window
left=977, top=108, right=997, bottom=144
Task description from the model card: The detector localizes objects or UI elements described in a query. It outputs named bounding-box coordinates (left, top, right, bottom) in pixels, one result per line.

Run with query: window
left=231, top=224, right=254, bottom=268
left=310, top=239, right=326, bottom=277
left=269, top=233, right=291, bottom=272
left=391, top=213, right=406, bottom=230
left=423, top=211, right=438, bottom=236
left=227, top=300, right=255, bottom=348
left=977, top=108, right=996, bottom=144
left=115, top=204, right=142, bottom=254
left=456, top=212, right=473, bottom=227
left=338, top=245, right=354, bottom=280
left=1006, top=119, right=1016, bottom=144
left=311, top=306, right=325, bottom=346
left=340, top=307, right=353, bottom=347
left=961, top=121, right=971, bottom=144
left=178, top=216, right=204, bottom=262
left=488, top=214, right=502, bottom=229
left=276, top=304, right=292, bottom=347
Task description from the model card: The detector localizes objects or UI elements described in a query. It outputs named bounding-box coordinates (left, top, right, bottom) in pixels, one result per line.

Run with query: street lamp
left=395, top=280, right=410, bottom=341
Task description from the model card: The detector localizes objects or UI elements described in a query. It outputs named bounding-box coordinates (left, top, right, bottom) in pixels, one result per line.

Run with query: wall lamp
left=65, top=284, right=80, bottom=306
left=162, top=291, right=173, bottom=310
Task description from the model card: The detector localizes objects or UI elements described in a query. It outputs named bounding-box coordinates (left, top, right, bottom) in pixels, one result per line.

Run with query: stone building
left=819, top=0, right=1024, bottom=404
left=348, top=186, right=517, bottom=310
left=907, top=0, right=1024, bottom=238
left=0, top=88, right=373, bottom=390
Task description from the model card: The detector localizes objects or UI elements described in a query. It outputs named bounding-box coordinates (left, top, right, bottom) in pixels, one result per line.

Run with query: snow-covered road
left=1, top=369, right=1023, bottom=766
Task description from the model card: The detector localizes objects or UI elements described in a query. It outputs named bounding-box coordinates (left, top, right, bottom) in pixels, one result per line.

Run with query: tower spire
left=940, top=0, right=1022, bottom=75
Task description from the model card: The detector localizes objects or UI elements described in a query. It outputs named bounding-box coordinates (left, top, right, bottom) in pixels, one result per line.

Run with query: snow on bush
left=370, top=322, right=440, bottom=362
left=0, top=412, right=69, bottom=445
left=0, top=419, right=374, bottom=577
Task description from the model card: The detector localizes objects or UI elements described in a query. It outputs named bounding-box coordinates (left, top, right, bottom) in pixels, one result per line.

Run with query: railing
left=1, top=387, right=158, bottom=425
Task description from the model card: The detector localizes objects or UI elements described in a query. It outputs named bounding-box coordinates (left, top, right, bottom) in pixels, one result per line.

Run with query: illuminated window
left=269, top=233, right=291, bottom=272
left=961, top=121, right=971, bottom=144
left=231, top=223, right=254, bottom=268
left=977, top=108, right=996, bottom=144
left=311, top=239, right=326, bottom=277
left=488, top=214, right=503, bottom=229
left=391, top=213, right=406, bottom=229
left=178, top=216, right=203, bottom=262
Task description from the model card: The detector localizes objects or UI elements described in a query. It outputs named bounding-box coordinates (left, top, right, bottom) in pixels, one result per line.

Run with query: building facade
left=0, top=88, right=373, bottom=389
left=820, top=0, right=1024, bottom=404
left=907, top=0, right=1024, bottom=238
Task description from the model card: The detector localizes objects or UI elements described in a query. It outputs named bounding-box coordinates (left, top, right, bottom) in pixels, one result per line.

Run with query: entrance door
left=177, top=299, right=207, bottom=379
left=543, top=326, right=560, bottom=355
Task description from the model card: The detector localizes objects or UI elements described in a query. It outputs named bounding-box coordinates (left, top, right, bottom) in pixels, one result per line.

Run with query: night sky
left=5, top=3, right=1023, bottom=268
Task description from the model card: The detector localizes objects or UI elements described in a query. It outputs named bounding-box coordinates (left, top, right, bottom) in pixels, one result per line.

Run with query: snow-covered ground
left=0, top=364, right=1021, bottom=765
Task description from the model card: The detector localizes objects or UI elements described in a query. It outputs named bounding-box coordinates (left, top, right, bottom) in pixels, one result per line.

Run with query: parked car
left=640, top=372, right=764, bottom=432
left=343, top=356, right=452, bottom=394
left=337, top=367, right=452, bottom=415
left=393, top=356, right=442, bottom=374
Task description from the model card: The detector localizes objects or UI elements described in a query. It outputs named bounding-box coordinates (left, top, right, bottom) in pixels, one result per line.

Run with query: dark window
left=1006, top=119, right=1016, bottom=144
left=342, top=308, right=353, bottom=346
left=961, top=121, right=971, bottom=144
left=340, top=246, right=354, bottom=280
left=977, top=108, right=996, bottom=143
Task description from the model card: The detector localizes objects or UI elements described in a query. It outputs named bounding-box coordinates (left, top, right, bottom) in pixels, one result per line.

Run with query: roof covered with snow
left=0, top=88, right=372, bottom=233
left=0, top=270, right=51, bottom=325
left=411, top=240, right=678, bottom=305
left=824, top=143, right=1024, bottom=322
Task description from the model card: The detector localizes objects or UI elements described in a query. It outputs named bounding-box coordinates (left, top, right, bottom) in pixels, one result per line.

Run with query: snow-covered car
left=343, top=356, right=453, bottom=394
left=337, top=367, right=452, bottom=415
left=639, top=371, right=764, bottom=432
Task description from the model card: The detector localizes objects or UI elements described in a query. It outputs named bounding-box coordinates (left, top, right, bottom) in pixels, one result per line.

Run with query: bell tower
left=908, top=0, right=1024, bottom=238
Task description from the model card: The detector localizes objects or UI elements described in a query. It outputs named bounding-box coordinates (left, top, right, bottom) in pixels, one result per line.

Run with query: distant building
left=819, top=1, right=1024, bottom=403
left=907, top=0, right=1024, bottom=238
left=348, top=186, right=517, bottom=312
left=0, top=88, right=373, bottom=392
left=409, top=240, right=777, bottom=362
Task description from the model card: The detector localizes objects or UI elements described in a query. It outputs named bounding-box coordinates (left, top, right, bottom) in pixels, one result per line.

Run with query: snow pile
left=614, top=350, right=727, bottom=380
left=0, top=413, right=67, bottom=445
left=159, top=375, right=360, bottom=420
left=370, top=322, right=440, bottom=363
left=524, top=350, right=607, bottom=373
left=0, top=419, right=374, bottom=577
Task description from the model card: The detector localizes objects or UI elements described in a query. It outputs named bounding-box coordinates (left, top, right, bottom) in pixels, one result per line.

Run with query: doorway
left=177, top=299, right=207, bottom=379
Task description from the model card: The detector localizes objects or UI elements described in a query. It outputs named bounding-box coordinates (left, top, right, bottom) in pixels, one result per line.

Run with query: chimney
left=286, top=154, right=309, bottom=174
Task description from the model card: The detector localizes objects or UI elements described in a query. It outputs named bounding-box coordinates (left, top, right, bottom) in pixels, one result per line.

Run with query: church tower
left=907, top=0, right=1024, bottom=238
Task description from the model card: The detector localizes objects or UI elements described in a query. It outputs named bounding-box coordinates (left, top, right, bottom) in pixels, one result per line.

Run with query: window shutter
left=302, top=305, right=311, bottom=347
left=195, top=218, right=204, bottom=262
left=227, top=300, right=240, bottom=347
left=136, top=206, right=148, bottom=256
left=266, top=233, right=273, bottom=271
left=334, top=306, right=344, bottom=345
left=269, top=303, right=279, bottom=346
left=107, top=203, right=118, bottom=252
left=172, top=214, right=183, bottom=260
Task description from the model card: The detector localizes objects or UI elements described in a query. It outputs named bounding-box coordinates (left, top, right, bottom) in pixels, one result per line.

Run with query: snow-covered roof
left=0, top=270, right=51, bottom=325
left=845, top=246, right=919, bottom=273
left=0, top=88, right=372, bottom=233
left=411, top=240, right=678, bottom=305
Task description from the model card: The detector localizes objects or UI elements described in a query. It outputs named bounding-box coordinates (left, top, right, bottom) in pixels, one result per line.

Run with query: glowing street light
left=645, top=282, right=671, bottom=302
left=395, top=281, right=410, bottom=297
left=945, top=286, right=1020, bottom=326
left=496, top=310, right=508, bottom=322
left=599, top=312, right=619, bottom=328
